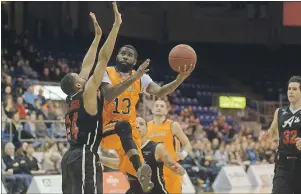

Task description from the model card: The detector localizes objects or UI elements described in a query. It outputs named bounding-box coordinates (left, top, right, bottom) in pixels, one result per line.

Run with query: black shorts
left=272, top=155, right=301, bottom=194
left=61, top=145, right=102, bottom=194
left=148, top=186, right=168, bottom=194
left=126, top=175, right=168, bottom=194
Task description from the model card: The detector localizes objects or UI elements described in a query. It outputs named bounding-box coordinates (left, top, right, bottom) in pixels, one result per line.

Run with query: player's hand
left=171, top=163, right=185, bottom=176
left=135, top=59, right=150, bottom=80
left=176, top=64, right=195, bottom=81
left=259, top=131, right=269, bottom=142
left=176, top=151, right=188, bottom=160
left=112, top=2, right=122, bottom=26
left=89, top=12, right=102, bottom=36
left=296, top=137, right=301, bottom=150
left=6, top=169, right=13, bottom=176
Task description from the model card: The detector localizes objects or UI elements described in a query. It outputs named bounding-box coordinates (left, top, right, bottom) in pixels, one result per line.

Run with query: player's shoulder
left=141, top=73, right=152, bottom=80
left=277, top=106, right=289, bottom=115
left=153, top=141, right=164, bottom=150
left=169, top=119, right=180, bottom=127
left=106, top=66, right=115, bottom=72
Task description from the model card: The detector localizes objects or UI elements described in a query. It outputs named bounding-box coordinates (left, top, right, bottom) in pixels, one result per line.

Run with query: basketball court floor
left=198, top=186, right=272, bottom=194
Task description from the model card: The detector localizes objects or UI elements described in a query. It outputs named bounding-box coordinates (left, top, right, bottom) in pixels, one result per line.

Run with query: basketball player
left=100, top=44, right=194, bottom=192
left=137, top=117, right=186, bottom=194
left=260, top=76, right=301, bottom=194
left=60, top=3, right=122, bottom=193
left=147, top=99, right=192, bottom=194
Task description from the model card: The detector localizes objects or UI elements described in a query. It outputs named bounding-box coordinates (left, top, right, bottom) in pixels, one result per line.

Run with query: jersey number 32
left=283, top=129, right=297, bottom=144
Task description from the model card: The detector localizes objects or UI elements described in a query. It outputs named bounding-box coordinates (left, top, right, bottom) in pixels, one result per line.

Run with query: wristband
left=181, top=151, right=188, bottom=158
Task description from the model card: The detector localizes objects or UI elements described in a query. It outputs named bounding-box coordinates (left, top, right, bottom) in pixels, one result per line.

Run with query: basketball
left=168, top=44, right=197, bottom=73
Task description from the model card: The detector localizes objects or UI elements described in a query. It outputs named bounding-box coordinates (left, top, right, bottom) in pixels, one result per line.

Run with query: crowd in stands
left=1, top=27, right=278, bottom=193
left=2, top=141, right=66, bottom=194
left=139, top=95, right=277, bottom=190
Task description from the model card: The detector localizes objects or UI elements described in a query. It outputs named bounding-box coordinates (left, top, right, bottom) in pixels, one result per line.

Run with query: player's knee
left=115, top=120, right=132, bottom=136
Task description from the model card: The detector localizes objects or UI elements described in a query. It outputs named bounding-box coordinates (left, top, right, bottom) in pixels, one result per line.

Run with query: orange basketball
left=168, top=44, right=197, bottom=73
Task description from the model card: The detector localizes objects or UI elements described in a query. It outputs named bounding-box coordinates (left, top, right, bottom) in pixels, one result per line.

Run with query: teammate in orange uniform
left=100, top=46, right=194, bottom=192
left=147, top=99, right=192, bottom=194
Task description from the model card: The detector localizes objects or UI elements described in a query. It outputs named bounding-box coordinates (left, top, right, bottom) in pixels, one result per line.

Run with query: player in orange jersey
left=100, top=46, right=194, bottom=192
left=147, top=99, right=192, bottom=194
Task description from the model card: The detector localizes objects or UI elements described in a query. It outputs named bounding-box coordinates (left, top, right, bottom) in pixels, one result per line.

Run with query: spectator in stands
left=42, top=142, right=62, bottom=174
left=35, top=114, right=49, bottom=138
left=2, top=75, right=12, bottom=91
left=14, top=59, right=25, bottom=78
left=23, top=111, right=37, bottom=138
left=1, top=158, right=22, bottom=194
left=21, top=59, right=38, bottom=79
left=241, top=142, right=252, bottom=166
left=246, top=142, right=259, bottom=164
left=52, top=67, right=63, bottom=81
left=41, top=67, right=51, bottom=81
left=42, top=100, right=55, bottom=120
left=57, top=142, right=68, bottom=156
left=13, top=78, right=26, bottom=98
left=264, top=141, right=277, bottom=164
left=214, top=145, right=229, bottom=168
left=18, top=142, right=29, bottom=157
left=4, top=95, right=16, bottom=118
left=15, top=96, right=27, bottom=119
left=38, top=88, right=46, bottom=105
left=2, top=142, right=32, bottom=193
left=25, top=144, right=45, bottom=175
left=212, top=138, right=220, bottom=151
left=23, top=86, right=38, bottom=107
left=13, top=50, right=23, bottom=63
left=32, top=99, right=46, bottom=118
left=51, top=114, right=65, bottom=138
left=5, top=112, right=34, bottom=147
left=2, top=158, right=22, bottom=194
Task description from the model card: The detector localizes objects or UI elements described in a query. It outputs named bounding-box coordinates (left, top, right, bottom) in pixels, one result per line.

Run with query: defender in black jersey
left=260, top=76, right=301, bottom=194
left=60, top=4, right=122, bottom=194
left=124, top=117, right=185, bottom=194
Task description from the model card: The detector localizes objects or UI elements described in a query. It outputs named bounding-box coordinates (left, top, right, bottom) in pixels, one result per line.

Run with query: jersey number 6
left=113, top=97, right=131, bottom=114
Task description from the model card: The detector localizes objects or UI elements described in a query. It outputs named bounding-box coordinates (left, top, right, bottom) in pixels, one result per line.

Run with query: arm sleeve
left=102, top=71, right=112, bottom=84
left=141, top=74, right=154, bottom=94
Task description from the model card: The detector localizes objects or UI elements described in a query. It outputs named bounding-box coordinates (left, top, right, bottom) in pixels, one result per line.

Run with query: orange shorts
left=101, top=132, right=144, bottom=177
left=163, top=165, right=182, bottom=194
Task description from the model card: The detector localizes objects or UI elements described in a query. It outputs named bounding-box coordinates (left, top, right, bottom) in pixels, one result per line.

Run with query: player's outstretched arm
left=171, top=121, right=192, bottom=160
left=101, top=59, right=150, bottom=101
left=79, top=12, right=102, bottom=80
left=155, top=143, right=185, bottom=176
left=83, top=2, right=122, bottom=115
left=259, top=108, right=279, bottom=142
left=146, top=64, right=195, bottom=98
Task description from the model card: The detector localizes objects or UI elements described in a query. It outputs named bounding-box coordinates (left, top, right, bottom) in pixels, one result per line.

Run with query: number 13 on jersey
left=113, top=97, right=131, bottom=114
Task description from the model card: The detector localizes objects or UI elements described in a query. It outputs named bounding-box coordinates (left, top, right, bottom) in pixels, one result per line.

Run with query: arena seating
left=1, top=13, right=280, bottom=194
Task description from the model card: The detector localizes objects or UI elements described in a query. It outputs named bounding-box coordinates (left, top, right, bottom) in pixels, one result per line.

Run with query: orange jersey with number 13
left=102, top=67, right=141, bottom=139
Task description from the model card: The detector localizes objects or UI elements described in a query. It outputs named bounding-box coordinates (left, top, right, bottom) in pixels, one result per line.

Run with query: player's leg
left=115, top=120, right=154, bottom=192
left=61, top=151, right=74, bottom=194
left=95, top=155, right=103, bottom=194
left=125, top=175, right=144, bottom=194
left=115, top=121, right=142, bottom=171
left=163, top=166, right=181, bottom=194
left=68, top=148, right=99, bottom=194
left=272, top=169, right=293, bottom=194
left=293, top=161, right=301, bottom=194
